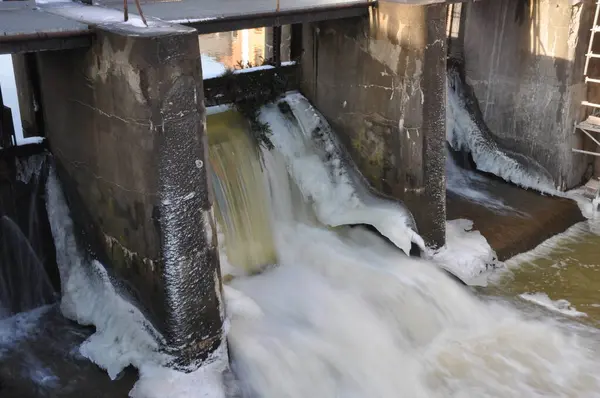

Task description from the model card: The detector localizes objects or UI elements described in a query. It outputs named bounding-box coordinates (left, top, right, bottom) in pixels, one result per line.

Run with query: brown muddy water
left=486, top=219, right=600, bottom=326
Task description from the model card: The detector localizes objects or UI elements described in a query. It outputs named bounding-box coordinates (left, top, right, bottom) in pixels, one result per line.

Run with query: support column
left=36, top=24, right=223, bottom=368
left=462, top=0, right=594, bottom=189
left=421, top=4, right=447, bottom=247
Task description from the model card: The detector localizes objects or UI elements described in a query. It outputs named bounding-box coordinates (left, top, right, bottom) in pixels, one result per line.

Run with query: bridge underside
left=0, top=0, right=373, bottom=54
left=0, top=0, right=475, bottom=55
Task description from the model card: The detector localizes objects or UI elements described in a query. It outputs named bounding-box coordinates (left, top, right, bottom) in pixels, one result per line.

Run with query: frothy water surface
left=222, top=95, right=600, bottom=398
left=2, top=93, right=600, bottom=398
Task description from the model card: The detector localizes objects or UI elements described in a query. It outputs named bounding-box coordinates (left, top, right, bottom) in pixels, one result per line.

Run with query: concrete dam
left=1, top=0, right=600, bottom=397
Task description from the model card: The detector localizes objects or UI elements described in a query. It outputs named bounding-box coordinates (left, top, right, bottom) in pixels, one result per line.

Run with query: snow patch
left=201, top=55, right=227, bottom=80
left=430, top=219, right=498, bottom=283
left=15, top=152, right=46, bottom=184
left=42, top=3, right=188, bottom=34
left=17, top=136, right=45, bottom=146
left=202, top=61, right=297, bottom=81
left=35, top=0, right=71, bottom=4
left=206, top=104, right=232, bottom=116
left=567, top=186, right=600, bottom=220
left=520, top=293, right=587, bottom=318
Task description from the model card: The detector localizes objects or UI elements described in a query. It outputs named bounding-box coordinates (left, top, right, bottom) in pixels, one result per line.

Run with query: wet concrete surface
left=447, top=173, right=585, bottom=261
left=0, top=305, right=136, bottom=398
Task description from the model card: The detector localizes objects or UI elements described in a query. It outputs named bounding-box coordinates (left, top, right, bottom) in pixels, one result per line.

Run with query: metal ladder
left=574, top=0, right=600, bottom=204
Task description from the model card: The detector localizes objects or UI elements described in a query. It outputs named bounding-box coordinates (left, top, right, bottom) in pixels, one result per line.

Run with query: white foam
left=567, top=186, right=600, bottom=220
left=429, top=219, right=498, bottom=283
left=260, top=92, right=423, bottom=255
left=201, top=55, right=227, bottom=80
left=130, top=342, right=227, bottom=398
left=35, top=0, right=71, bottom=4
left=228, top=221, right=600, bottom=398
left=446, top=149, right=520, bottom=214
left=503, top=221, right=591, bottom=269
left=0, top=305, right=51, bottom=356
left=520, top=293, right=588, bottom=318
left=42, top=3, right=188, bottom=33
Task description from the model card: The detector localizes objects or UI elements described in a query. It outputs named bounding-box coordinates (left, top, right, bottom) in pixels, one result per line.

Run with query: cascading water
left=446, top=146, right=519, bottom=214
left=220, top=93, right=600, bottom=398
left=259, top=93, right=423, bottom=255
left=0, top=153, right=56, bottom=319
left=0, top=216, right=55, bottom=318
left=207, top=108, right=278, bottom=276
left=4, top=92, right=600, bottom=398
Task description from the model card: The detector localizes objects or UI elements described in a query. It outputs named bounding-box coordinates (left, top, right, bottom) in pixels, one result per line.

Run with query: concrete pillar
left=462, top=0, right=595, bottom=189
left=35, top=25, right=223, bottom=368
left=300, top=2, right=447, bottom=248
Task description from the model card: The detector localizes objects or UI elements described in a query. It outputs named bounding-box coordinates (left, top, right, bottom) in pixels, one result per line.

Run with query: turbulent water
left=488, top=218, right=600, bottom=324
left=3, top=92, right=600, bottom=398
left=0, top=154, right=56, bottom=319
left=208, top=109, right=278, bottom=276
left=220, top=94, right=600, bottom=398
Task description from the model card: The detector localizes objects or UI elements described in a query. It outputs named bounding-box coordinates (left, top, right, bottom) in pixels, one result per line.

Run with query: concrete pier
left=300, top=2, right=447, bottom=248
left=458, top=0, right=596, bottom=189
left=35, top=24, right=223, bottom=368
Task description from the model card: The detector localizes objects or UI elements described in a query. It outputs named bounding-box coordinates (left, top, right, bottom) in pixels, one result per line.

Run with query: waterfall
left=447, top=59, right=557, bottom=194
left=0, top=153, right=56, bottom=319
left=8, top=91, right=600, bottom=398
left=221, top=93, right=600, bottom=398
left=208, top=108, right=278, bottom=277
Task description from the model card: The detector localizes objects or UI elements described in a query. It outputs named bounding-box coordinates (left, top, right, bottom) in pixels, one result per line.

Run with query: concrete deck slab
left=0, top=2, right=91, bottom=54
left=0, top=0, right=373, bottom=53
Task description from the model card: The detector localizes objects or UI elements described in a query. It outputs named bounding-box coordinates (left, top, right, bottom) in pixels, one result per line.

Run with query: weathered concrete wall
left=35, top=26, right=223, bottom=368
left=461, top=0, right=595, bottom=189
left=300, top=2, right=447, bottom=248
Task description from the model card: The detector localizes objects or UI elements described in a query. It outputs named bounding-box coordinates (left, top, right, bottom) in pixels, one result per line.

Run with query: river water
left=486, top=220, right=600, bottom=324
left=2, top=60, right=600, bottom=397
